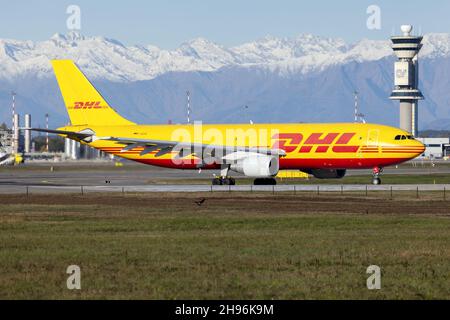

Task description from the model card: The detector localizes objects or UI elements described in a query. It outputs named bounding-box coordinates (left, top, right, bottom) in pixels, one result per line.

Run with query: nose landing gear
left=372, top=166, right=383, bottom=185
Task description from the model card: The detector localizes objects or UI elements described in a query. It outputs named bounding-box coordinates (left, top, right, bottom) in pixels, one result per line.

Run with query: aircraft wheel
left=212, top=178, right=222, bottom=185
left=372, top=177, right=381, bottom=185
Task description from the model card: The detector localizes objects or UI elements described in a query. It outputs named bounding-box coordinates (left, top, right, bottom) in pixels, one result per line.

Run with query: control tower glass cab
left=389, top=25, right=424, bottom=137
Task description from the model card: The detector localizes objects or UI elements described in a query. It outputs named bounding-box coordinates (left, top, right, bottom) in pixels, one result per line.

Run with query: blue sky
left=1, top=0, right=450, bottom=48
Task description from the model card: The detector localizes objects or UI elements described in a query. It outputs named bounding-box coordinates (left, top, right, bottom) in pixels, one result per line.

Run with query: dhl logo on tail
left=70, top=101, right=105, bottom=109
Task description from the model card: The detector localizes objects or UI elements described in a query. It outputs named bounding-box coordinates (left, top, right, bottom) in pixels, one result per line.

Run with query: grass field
left=0, top=193, right=449, bottom=299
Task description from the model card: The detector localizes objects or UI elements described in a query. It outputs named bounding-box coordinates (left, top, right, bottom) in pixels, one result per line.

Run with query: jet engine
left=307, top=169, right=346, bottom=179
left=230, top=154, right=279, bottom=177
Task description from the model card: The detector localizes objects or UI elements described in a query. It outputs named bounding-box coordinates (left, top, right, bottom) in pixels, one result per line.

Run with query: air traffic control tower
left=390, top=25, right=424, bottom=137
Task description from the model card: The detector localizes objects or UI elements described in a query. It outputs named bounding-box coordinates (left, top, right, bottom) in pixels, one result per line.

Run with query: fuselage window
left=394, top=135, right=401, bottom=140
left=401, top=135, right=407, bottom=140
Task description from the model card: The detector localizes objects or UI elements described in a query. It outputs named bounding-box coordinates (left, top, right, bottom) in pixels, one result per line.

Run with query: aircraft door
left=367, top=129, right=379, bottom=146
left=366, top=129, right=380, bottom=154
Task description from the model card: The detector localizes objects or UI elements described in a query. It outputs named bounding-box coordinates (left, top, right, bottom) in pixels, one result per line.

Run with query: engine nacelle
left=230, top=154, right=279, bottom=177
left=307, top=169, right=347, bottom=179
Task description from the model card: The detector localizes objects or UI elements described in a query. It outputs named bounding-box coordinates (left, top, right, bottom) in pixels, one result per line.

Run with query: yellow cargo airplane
left=31, top=60, right=425, bottom=185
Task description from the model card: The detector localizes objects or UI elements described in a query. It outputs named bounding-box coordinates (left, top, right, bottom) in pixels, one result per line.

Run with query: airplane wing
left=21, top=128, right=286, bottom=165
left=102, top=136, right=286, bottom=165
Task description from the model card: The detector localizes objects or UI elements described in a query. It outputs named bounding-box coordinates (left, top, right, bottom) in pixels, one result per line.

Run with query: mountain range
left=1, top=31, right=450, bottom=130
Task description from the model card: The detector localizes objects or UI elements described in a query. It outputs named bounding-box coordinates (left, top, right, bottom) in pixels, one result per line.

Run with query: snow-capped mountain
left=1, top=32, right=450, bottom=130
left=2, top=32, right=450, bottom=82
left=0, top=32, right=394, bottom=81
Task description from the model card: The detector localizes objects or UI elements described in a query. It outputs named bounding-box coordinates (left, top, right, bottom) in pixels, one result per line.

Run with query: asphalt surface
left=0, top=162, right=214, bottom=187
left=1, top=183, right=450, bottom=194
left=0, top=160, right=450, bottom=194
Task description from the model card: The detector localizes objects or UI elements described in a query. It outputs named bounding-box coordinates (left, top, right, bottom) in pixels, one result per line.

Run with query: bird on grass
left=195, top=198, right=206, bottom=206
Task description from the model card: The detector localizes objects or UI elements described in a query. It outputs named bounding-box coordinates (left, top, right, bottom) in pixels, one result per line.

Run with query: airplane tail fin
left=51, top=60, right=135, bottom=126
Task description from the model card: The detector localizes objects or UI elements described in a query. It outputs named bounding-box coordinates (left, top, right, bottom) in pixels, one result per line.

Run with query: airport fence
left=9, top=184, right=450, bottom=200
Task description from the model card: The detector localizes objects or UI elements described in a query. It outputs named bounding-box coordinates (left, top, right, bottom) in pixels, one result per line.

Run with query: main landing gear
left=212, top=177, right=277, bottom=185
left=212, top=176, right=236, bottom=185
left=372, top=166, right=383, bottom=185
left=211, top=165, right=236, bottom=185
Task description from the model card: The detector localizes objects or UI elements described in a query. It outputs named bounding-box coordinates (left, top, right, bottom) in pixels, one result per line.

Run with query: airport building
left=2, top=109, right=108, bottom=163
left=64, top=138, right=108, bottom=160
left=1, top=113, right=30, bottom=155
left=390, top=25, right=424, bottom=137
left=417, top=137, right=450, bottom=159
left=0, top=128, right=14, bottom=154
left=388, top=25, right=450, bottom=160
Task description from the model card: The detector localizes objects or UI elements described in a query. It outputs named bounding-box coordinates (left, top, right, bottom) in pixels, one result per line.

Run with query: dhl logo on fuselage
left=70, top=101, right=105, bottom=109
left=271, top=132, right=359, bottom=154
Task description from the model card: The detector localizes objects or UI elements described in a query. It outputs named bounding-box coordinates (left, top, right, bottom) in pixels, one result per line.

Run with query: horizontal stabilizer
left=23, top=128, right=94, bottom=141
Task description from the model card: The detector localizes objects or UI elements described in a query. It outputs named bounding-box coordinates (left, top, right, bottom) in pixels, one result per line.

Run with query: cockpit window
left=395, top=134, right=414, bottom=140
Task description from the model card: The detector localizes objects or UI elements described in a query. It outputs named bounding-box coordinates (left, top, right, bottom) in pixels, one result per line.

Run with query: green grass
left=0, top=193, right=449, bottom=299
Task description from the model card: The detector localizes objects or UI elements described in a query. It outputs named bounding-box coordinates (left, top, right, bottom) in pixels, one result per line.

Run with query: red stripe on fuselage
left=332, top=146, right=360, bottom=153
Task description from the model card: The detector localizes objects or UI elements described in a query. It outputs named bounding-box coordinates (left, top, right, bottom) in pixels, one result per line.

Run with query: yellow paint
left=51, top=60, right=134, bottom=126
left=54, top=123, right=424, bottom=165
left=277, top=170, right=310, bottom=179
left=50, top=60, right=426, bottom=168
left=14, top=154, right=23, bottom=164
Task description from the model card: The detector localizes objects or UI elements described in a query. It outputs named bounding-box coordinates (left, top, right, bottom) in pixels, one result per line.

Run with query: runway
left=1, top=161, right=450, bottom=194
left=1, top=183, right=450, bottom=194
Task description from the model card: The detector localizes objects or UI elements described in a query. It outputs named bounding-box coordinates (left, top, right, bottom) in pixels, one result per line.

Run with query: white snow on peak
left=231, top=34, right=347, bottom=64
left=0, top=32, right=449, bottom=82
left=421, top=33, right=450, bottom=58
left=177, top=37, right=238, bottom=68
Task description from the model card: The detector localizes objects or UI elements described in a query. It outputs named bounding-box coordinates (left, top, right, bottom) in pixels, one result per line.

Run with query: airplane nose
left=415, top=141, right=426, bottom=155
left=400, top=140, right=425, bottom=158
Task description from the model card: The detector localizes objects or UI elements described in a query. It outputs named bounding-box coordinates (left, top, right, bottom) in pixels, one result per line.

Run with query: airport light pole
left=186, top=91, right=191, bottom=124
left=11, top=91, right=16, bottom=152
left=45, top=113, right=49, bottom=152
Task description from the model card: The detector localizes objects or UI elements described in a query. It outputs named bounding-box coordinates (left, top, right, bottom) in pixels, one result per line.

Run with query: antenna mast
left=11, top=92, right=17, bottom=153
left=45, top=113, right=49, bottom=152
left=11, top=91, right=16, bottom=128
left=354, top=91, right=365, bottom=123
left=186, top=91, right=191, bottom=124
